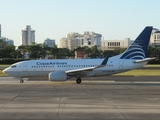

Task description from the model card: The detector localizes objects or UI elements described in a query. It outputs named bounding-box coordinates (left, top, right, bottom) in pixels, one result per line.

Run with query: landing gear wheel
left=20, top=80, right=24, bottom=83
left=76, top=78, right=81, bottom=84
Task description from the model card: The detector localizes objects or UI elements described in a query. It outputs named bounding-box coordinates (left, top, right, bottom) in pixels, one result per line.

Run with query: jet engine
left=49, top=71, right=68, bottom=81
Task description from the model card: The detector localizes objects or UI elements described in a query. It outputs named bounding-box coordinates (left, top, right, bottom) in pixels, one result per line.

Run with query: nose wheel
left=20, top=79, right=24, bottom=83
left=76, top=77, right=81, bottom=84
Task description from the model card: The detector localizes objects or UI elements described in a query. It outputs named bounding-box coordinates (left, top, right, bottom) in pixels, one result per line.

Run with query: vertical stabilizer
left=120, top=26, right=153, bottom=59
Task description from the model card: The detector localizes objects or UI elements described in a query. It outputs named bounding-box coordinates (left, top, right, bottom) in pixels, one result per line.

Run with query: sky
left=0, top=0, right=160, bottom=47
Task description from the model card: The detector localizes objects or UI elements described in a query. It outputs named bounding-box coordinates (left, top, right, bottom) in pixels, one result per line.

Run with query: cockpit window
left=11, top=65, right=17, bottom=68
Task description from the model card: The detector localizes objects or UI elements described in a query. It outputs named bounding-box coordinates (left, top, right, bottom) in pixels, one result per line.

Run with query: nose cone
left=3, top=69, right=6, bottom=74
left=3, top=68, right=8, bottom=74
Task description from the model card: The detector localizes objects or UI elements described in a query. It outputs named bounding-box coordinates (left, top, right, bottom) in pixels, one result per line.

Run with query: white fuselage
left=3, top=55, right=147, bottom=79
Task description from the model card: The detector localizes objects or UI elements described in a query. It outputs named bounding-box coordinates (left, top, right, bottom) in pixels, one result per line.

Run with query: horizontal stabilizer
left=134, top=57, right=155, bottom=63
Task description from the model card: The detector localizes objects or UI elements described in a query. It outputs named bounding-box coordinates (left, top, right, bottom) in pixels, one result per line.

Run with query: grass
left=143, top=65, right=160, bottom=67
left=0, top=65, right=10, bottom=67
left=115, top=70, right=160, bottom=76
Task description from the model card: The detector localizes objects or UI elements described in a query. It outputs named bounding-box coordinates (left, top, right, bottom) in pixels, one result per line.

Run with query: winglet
left=94, top=54, right=110, bottom=69
left=101, top=54, right=110, bottom=66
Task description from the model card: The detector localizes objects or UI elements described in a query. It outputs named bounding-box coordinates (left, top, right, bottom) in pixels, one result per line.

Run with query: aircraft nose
left=3, top=69, right=7, bottom=74
left=3, top=69, right=6, bottom=74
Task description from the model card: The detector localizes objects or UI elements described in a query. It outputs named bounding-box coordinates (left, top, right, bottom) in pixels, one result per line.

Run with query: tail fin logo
left=120, top=26, right=153, bottom=60
left=120, top=43, right=145, bottom=59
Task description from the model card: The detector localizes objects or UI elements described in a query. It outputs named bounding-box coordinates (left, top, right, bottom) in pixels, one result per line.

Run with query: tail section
left=120, top=26, right=153, bottom=59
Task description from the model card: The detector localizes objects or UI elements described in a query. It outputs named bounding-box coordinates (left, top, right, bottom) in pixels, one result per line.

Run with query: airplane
left=3, top=26, right=155, bottom=84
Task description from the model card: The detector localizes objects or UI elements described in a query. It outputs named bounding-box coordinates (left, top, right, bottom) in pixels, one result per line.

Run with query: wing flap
left=66, top=67, right=95, bottom=74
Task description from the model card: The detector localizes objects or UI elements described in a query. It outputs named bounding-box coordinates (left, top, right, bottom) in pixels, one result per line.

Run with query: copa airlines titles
left=36, top=62, right=67, bottom=66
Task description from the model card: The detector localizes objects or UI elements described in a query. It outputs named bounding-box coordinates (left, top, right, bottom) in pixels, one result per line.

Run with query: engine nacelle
left=49, top=71, right=68, bottom=81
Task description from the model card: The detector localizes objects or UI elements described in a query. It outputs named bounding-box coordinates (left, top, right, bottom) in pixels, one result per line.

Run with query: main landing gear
left=20, top=79, right=24, bottom=83
left=76, top=77, right=81, bottom=84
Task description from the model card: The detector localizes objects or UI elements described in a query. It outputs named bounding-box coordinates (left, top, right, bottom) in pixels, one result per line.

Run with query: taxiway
left=0, top=76, right=160, bottom=120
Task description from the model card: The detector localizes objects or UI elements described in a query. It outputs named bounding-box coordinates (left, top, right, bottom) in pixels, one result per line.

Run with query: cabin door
left=23, top=63, right=28, bottom=71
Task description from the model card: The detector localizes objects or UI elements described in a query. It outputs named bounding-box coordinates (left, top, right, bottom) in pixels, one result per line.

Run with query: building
left=75, top=51, right=85, bottom=58
left=153, top=31, right=160, bottom=46
left=60, top=33, right=82, bottom=50
left=6, top=39, right=14, bottom=45
left=20, top=25, right=35, bottom=45
left=60, top=33, right=83, bottom=50
left=60, top=38, right=68, bottom=48
left=0, top=37, right=14, bottom=45
left=101, top=38, right=134, bottom=51
left=0, top=24, right=1, bottom=38
left=0, top=25, right=14, bottom=45
left=150, top=28, right=160, bottom=46
left=60, top=31, right=102, bottom=50
left=81, top=31, right=102, bottom=49
left=44, top=38, right=55, bottom=48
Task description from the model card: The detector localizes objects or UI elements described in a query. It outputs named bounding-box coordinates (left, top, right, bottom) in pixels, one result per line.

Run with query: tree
left=27, top=44, right=42, bottom=59
left=14, top=49, right=23, bottom=59
left=147, top=46, right=155, bottom=57
left=17, top=45, right=28, bottom=59
left=57, top=48, right=70, bottom=59
left=49, top=47, right=59, bottom=59
left=83, top=46, right=92, bottom=58
left=102, top=48, right=126, bottom=58
left=0, top=39, right=7, bottom=59
left=2, top=45, right=16, bottom=58
left=68, top=50, right=75, bottom=58
left=74, top=46, right=101, bottom=58
left=89, top=45, right=101, bottom=58
left=154, top=46, right=160, bottom=59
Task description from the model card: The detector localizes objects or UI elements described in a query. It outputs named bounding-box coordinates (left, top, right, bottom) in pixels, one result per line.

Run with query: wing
left=65, top=54, right=110, bottom=75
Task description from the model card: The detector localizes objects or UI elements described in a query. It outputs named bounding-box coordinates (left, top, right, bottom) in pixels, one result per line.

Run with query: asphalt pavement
left=0, top=76, right=160, bottom=120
